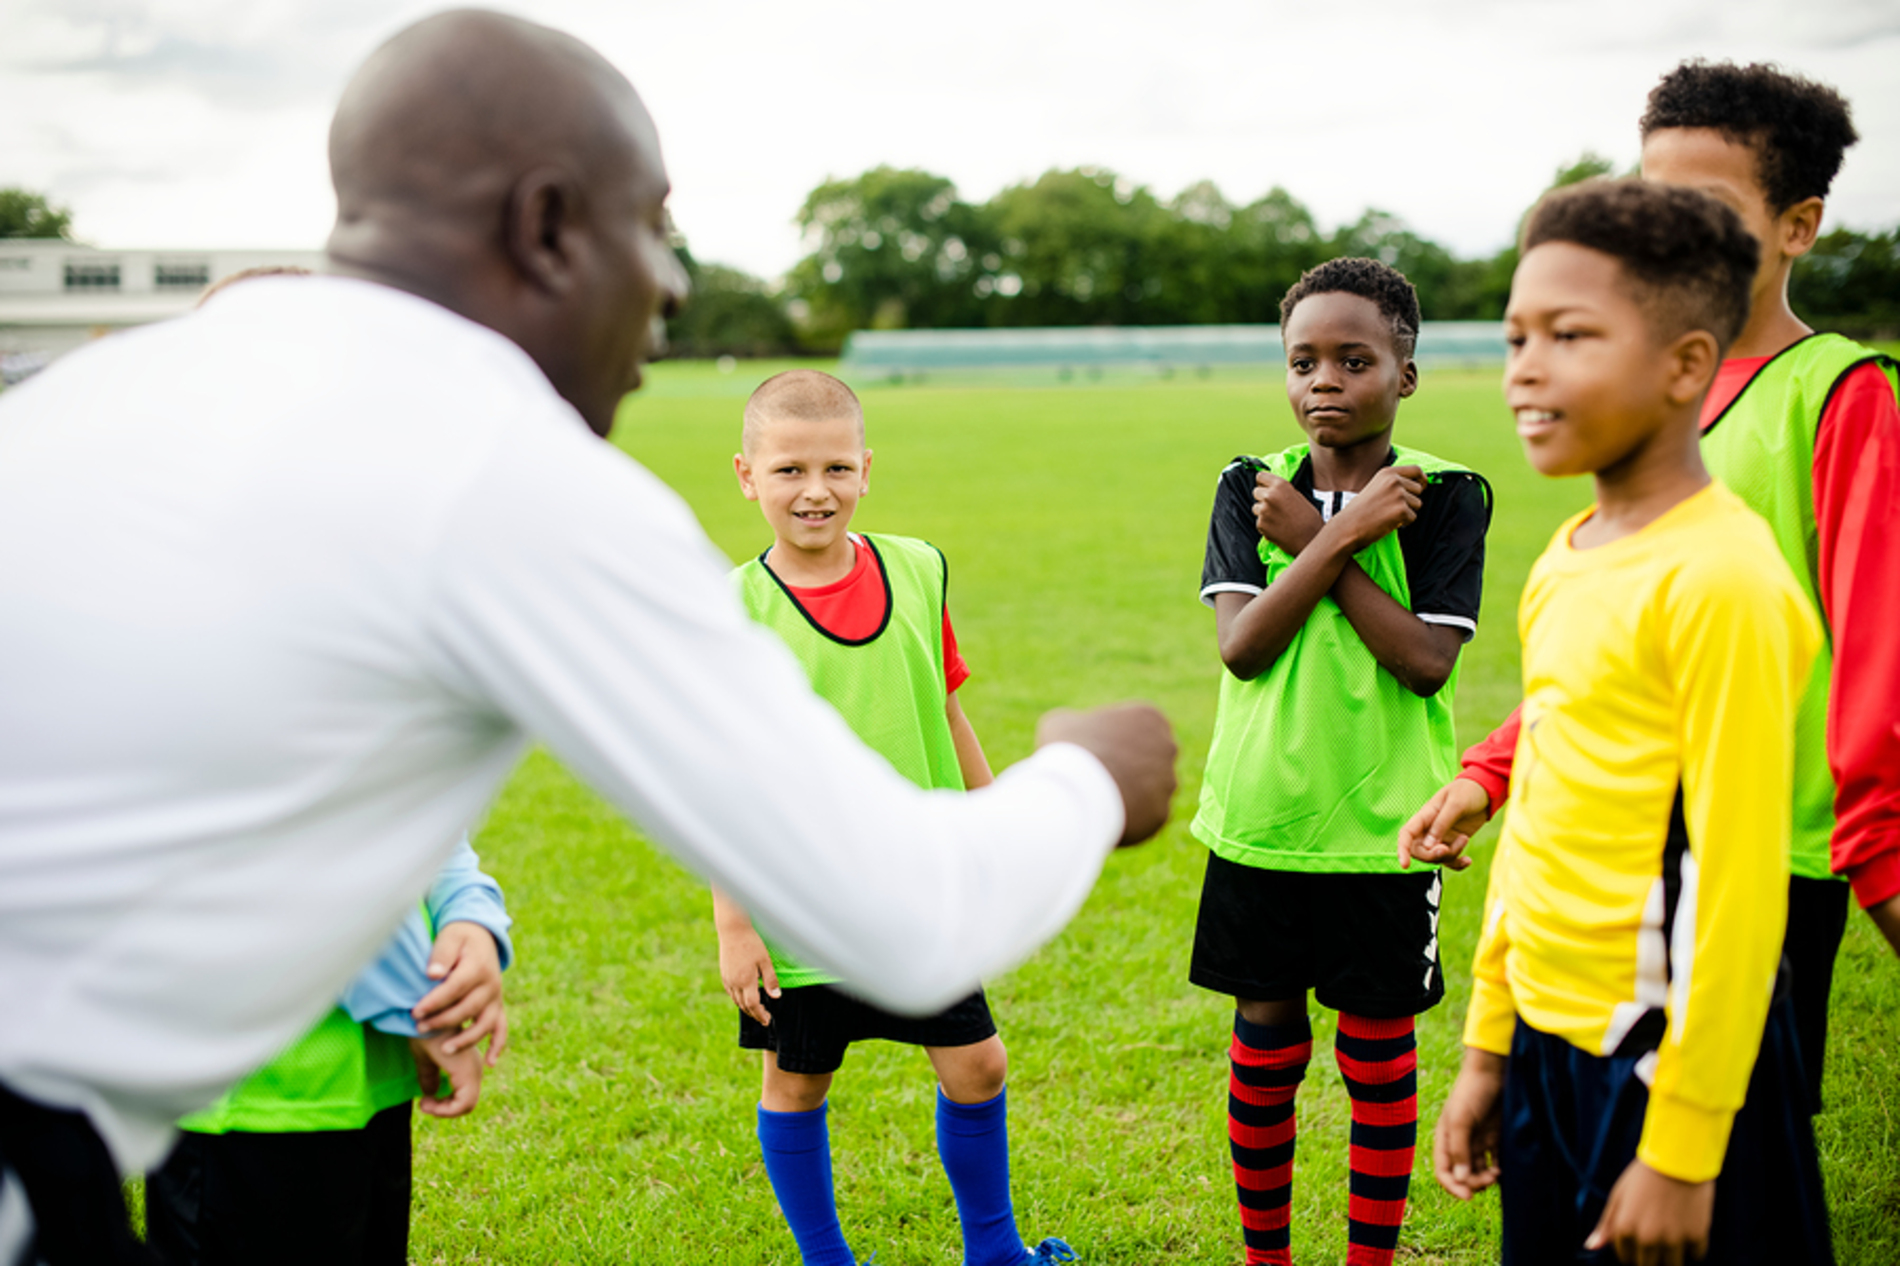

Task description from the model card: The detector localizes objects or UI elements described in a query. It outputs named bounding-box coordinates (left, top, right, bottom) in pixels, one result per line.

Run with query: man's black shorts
left=1189, top=851, right=1445, bottom=1018
left=738, top=983, right=996, bottom=1075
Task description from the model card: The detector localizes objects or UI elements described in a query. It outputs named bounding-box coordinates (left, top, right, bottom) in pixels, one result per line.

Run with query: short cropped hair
left=1640, top=61, right=1859, bottom=212
left=742, top=369, right=865, bottom=453
left=1522, top=179, right=1758, bottom=351
left=1279, top=258, right=1421, bottom=361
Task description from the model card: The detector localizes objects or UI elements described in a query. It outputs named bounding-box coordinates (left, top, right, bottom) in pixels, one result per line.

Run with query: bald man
left=0, top=11, right=1175, bottom=1262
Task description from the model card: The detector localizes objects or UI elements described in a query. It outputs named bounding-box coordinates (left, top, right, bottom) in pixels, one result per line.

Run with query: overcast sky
left=5, top=0, right=1897, bottom=281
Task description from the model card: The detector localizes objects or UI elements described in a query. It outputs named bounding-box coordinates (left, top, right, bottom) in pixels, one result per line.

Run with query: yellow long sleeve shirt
left=1465, top=483, right=1821, bottom=1182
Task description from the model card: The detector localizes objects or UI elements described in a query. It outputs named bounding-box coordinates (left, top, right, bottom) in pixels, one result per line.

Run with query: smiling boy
left=711, top=370, right=1073, bottom=1266
left=1403, top=63, right=1900, bottom=1109
left=1433, top=180, right=1828, bottom=1265
left=1194, top=258, right=1491, bottom=1266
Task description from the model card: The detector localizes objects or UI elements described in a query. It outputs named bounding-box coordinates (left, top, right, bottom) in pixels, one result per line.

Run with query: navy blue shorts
left=738, top=983, right=996, bottom=1076
left=1500, top=984, right=1832, bottom=1265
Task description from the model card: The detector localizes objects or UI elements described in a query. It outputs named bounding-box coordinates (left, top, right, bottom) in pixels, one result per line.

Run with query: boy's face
left=1504, top=242, right=1693, bottom=478
left=1283, top=292, right=1417, bottom=452
left=1640, top=126, right=1809, bottom=302
left=733, top=414, right=872, bottom=557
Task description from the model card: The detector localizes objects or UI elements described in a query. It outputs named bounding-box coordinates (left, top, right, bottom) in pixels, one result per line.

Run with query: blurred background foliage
left=673, top=150, right=1899, bottom=356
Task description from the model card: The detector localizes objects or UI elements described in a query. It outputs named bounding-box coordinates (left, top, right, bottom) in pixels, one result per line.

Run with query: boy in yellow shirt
left=1431, top=180, right=1829, bottom=1264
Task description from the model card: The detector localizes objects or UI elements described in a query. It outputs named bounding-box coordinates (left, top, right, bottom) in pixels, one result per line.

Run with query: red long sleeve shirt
left=1464, top=357, right=1900, bottom=908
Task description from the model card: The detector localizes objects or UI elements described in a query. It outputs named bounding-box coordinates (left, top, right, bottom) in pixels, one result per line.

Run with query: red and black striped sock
left=1229, top=1013, right=1311, bottom=1266
left=1334, top=1013, right=1418, bottom=1266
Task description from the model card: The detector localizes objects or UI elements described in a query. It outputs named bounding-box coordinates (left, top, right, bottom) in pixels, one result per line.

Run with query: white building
left=0, top=240, right=323, bottom=383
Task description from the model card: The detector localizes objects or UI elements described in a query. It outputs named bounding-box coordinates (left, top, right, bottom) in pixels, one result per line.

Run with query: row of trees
left=682, top=159, right=1898, bottom=354
left=9, top=179, right=1892, bottom=351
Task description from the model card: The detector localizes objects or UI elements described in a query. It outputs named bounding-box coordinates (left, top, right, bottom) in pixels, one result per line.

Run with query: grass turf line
left=383, top=360, right=1897, bottom=1263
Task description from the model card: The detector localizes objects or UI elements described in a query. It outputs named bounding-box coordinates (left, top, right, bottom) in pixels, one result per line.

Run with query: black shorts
left=1189, top=851, right=1445, bottom=1018
left=738, top=983, right=997, bottom=1075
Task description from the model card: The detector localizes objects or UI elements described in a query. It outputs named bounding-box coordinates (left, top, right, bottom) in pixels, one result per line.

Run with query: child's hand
left=1330, top=464, right=1425, bottom=551
left=718, top=927, right=780, bottom=1026
left=1434, top=1047, right=1506, bottom=1200
left=1252, top=471, right=1323, bottom=554
left=413, top=920, right=508, bottom=1065
left=1584, top=1160, right=1715, bottom=1265
left=408, top=1029, right=485, bottom=1118
left=1397, top=777, right=1491, bottom=871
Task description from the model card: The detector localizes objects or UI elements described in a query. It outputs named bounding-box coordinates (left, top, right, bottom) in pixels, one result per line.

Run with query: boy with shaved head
left=714, top=370, right=1074, bottom=1266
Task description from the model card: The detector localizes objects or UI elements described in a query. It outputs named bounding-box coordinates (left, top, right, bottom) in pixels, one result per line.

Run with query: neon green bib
left=179, top=903, right=431, bottom=1135
left=1699, top=334, right=1900, bottom=881
left=1192, top=445, right=1479, bottom=872
left=735, top=534, right=964, bottom=987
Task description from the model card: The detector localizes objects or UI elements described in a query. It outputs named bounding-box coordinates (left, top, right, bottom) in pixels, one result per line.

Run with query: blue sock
left=936, top=1087, right=1029, bottom=1266
left=758, top=1104, right=856, bottom=1266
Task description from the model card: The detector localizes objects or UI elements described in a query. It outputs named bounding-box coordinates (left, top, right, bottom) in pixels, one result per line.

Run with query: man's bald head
left=329, top=11, right=646, bottom=232
left=325, top=10, right=687, bottom=438
left=742, top=370, right=866, bottom=454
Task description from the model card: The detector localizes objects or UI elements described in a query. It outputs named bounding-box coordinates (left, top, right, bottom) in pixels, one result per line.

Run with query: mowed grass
left=399, top=361, right=1900, bottom=1264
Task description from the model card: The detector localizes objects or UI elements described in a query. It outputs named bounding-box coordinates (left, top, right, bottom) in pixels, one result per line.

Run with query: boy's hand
left=1330, top=464, right=1425, bottom=552
left=1434, top=1046, right=1506, bottom=1200
left=718, top=926, right=780, bottom=1026
left=1036, top=703, right=1178, bottom=847
left=1253, top=471, right=1323, bottom=555
left=409, top=1029, right=485, bottom=1118
left=1397, top=776, right=1491, bottom=871
left=414, top=920, right=507, bottom=1064
left=1866, top=892, right=1900, bottom=958
left=1585, top=1160, right=1715, bottom=1265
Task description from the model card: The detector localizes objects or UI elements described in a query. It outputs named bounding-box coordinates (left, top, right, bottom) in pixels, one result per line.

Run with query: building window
left=155, top=261, right=211, bottom=291
left=63, top=261, right=121, bottom=291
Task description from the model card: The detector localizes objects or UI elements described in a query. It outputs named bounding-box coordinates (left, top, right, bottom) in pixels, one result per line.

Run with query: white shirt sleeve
left=420, top=420, right=1125, bottom=1014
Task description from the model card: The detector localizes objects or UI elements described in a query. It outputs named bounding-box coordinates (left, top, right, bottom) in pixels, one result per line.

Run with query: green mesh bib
left=1192, top=445, right=1477, bottom=872
left=178, top=902, right=432, bottom=1134
left=735, top=535, right=965, bottom=986
left=1700, top=334, right=1900, bottom=881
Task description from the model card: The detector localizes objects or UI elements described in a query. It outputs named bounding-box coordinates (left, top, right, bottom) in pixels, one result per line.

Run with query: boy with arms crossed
left=1405, top=64, right=1900, bottom=1108
left=1434, top=181, right=1827, bottom=1264
left=712, top=371, right=1072, bottom=1266
left=1195, top=259, right=1491, bottom=1266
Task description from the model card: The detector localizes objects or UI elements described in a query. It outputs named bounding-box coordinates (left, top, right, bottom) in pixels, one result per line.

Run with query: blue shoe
left=1026, top=1239, right=1077, bottom=1263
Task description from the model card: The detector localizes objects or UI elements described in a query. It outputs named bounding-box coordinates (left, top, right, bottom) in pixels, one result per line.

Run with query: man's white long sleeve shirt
left=0, top=277, right=1123, bottom=1170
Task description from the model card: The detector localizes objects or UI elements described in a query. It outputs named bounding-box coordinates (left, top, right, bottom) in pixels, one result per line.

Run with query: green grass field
left=384, top=359, right=1900, bottom=1263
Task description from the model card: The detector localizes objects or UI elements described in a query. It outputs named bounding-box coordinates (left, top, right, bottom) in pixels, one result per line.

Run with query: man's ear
left=733, top=453, right=759, bottom=501
left=1665, top=329, right=1722, bottom=406
left=1780, top=196, right=1825, bottom=262
left=505, top=168, right=583, bottom=295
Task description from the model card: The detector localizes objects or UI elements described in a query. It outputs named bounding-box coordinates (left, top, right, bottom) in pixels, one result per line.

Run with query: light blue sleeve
left=338, top=836, right=515, bottom=1036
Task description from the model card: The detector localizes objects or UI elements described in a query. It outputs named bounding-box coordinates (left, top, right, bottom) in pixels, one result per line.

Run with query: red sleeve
left=1813, top=362, right=1900, bottom=907
left=943, top=608, right=971, bottom=694
left=1460, top=706, right=1522, bottom=817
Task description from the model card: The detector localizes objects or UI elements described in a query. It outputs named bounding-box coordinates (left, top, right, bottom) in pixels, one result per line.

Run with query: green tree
left=987, top=168, right=1184, bottom=326
left=1223, top=187, right=1327, bottom=323
left=1793, top=226, right=1900, bottom=337
left=785, top=167, right=996, bottom=348
left=665, top=246, right=796, bottom=358
left=0, top=188, right=74, bottom=239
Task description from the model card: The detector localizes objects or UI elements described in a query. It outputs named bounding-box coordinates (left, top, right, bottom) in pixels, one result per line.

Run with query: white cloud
left=4, top=0, right=1895, bottom=274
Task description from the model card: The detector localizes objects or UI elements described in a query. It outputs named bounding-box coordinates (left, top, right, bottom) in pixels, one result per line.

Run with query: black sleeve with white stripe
left=1200, top=458, right=1269, bottom=608
left=1398, top=470, right=1492, bottom=641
